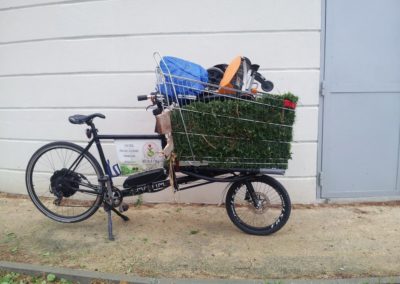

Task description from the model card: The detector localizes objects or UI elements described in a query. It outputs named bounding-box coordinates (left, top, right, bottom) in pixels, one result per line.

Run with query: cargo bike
left=25, top=55, right=296, bottom=240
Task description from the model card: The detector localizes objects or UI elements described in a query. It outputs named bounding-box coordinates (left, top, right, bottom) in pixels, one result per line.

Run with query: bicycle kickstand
left=111, top=206, right=129, bottom=221
left=100, top=176, right=130, bottom=240
left=106, top=205, right=114, bottom=241
left=100, top=175, right=115, bottom=241
left=104, top=203, right=130, bottom=240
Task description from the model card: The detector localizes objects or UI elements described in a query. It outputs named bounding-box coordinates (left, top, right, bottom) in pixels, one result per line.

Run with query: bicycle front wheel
left=26, top=141, right=104, bottom=223
left=225, top=175, right=291, bottom=235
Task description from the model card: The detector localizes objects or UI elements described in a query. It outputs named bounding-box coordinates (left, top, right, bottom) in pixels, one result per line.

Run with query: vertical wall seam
left=316, top=0, right=327, bottom=199
left=395, top=115, right=400, bottom=192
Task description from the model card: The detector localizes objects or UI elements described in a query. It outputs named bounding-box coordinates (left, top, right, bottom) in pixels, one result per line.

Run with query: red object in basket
left=283, top=99, right=297, bottom=109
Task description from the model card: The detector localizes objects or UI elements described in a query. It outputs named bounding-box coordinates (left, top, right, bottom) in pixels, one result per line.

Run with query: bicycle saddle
left=68, top=113, right=106, bottom=125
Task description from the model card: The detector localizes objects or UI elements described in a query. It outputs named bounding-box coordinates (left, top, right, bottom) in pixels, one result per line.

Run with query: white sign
left=114, top=139, right=164, bottom=175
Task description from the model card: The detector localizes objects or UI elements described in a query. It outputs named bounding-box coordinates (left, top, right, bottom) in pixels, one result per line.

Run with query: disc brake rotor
left=249, top=192, right=270, bottom=214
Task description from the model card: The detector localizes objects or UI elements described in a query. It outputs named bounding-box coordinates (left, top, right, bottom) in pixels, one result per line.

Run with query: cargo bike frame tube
left=65, top=124, right=281, bottom=200
left=64, top=123, right=249, bottom=195
left=64, top=130, right=267, bottom=219
left=65, top=121, right=165, bottom=186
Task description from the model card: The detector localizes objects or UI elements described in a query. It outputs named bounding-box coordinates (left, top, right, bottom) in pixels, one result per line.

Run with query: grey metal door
left=320, top=0, right=400, bottom=198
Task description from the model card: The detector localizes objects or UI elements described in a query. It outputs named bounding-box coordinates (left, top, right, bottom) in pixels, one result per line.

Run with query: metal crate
left=154, top=54, right=296, bottom=170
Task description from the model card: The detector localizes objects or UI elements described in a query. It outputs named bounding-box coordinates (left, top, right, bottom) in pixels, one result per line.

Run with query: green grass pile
left=171, top=92, right=298, bottom=169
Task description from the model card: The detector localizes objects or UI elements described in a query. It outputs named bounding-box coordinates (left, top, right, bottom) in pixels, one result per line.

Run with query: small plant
left=190, top=229, right=199, bottom=235
left=42, top=251, right=51, bottom=257
left=46, top=273, right=56, bottom=282
left=0, top=272, right=19, bottom=284
left=10, top=246, right=18, bottom=254
left=0, top=271, right=75, bottom=284
left=176, top=207, right=182, bottom=213
left=2, top=232, right=17, bottom=244
left=134, top=196, right=143, bottom=208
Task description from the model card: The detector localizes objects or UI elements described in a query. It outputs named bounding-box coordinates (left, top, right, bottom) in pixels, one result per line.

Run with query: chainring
left=104, top=187, right=123, bottom=208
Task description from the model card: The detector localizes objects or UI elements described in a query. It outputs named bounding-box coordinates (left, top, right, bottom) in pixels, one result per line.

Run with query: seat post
left=86, top=120, right=99, bottom=139
left=88, top=120, right=109, bottom=184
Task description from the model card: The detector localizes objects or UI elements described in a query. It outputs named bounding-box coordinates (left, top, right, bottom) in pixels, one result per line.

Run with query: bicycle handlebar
left=137, top=95, right=148, bottom=101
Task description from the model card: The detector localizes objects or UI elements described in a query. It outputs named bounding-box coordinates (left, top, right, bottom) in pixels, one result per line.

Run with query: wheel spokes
left=233, top=182, right=284, bottom=229
left=29, top=145, right=102, bottom=218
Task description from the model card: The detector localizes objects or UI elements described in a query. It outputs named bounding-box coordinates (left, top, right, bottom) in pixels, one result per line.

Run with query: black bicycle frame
left=65, top=120, right=283, bottom=199
left=67, top=121, right=164, bottom=186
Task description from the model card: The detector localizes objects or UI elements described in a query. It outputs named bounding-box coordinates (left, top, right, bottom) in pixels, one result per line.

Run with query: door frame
left=316, top=0, right=327, bottom=199
left=317, top=0, right=400, bottom=199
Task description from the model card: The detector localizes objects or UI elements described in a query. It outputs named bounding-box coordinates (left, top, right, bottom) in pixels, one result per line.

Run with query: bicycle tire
left=26, top=141, right=104, bottom=223
left=225, top=175, right=291, bottom=235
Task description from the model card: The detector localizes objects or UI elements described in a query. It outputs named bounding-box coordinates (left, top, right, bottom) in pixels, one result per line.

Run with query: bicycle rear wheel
left=25, top=141, right=104, bottom=223
left=225, top=175, right=291, bottom=235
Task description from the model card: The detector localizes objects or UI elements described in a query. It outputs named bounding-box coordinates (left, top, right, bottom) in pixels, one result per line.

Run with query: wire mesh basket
left=154, top=55, right=297, bottom=170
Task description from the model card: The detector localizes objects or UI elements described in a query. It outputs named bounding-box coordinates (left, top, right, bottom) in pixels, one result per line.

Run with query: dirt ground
left=0, top=193, right=400, bottom=280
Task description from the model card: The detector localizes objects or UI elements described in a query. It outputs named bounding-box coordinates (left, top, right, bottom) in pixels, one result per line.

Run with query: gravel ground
left=0, top=193, right=399, bottom=280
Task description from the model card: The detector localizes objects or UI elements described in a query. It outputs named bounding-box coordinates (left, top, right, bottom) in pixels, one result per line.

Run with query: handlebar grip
left=137, top=95, right=148, bottom=101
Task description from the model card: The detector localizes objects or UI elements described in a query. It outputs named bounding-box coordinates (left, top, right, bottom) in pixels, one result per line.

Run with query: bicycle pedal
left=119, top=202, right=129, bottom=213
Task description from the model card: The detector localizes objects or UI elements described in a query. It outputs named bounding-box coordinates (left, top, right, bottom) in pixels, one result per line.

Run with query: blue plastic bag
left=158, top=56, right=208, bottom=103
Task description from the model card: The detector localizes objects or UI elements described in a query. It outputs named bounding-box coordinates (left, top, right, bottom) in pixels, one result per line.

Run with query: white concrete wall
left=0, top=0, right=321, bottom=203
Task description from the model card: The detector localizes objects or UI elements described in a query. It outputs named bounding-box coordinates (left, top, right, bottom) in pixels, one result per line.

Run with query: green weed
left=134, top=196, right=143, bottom=208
